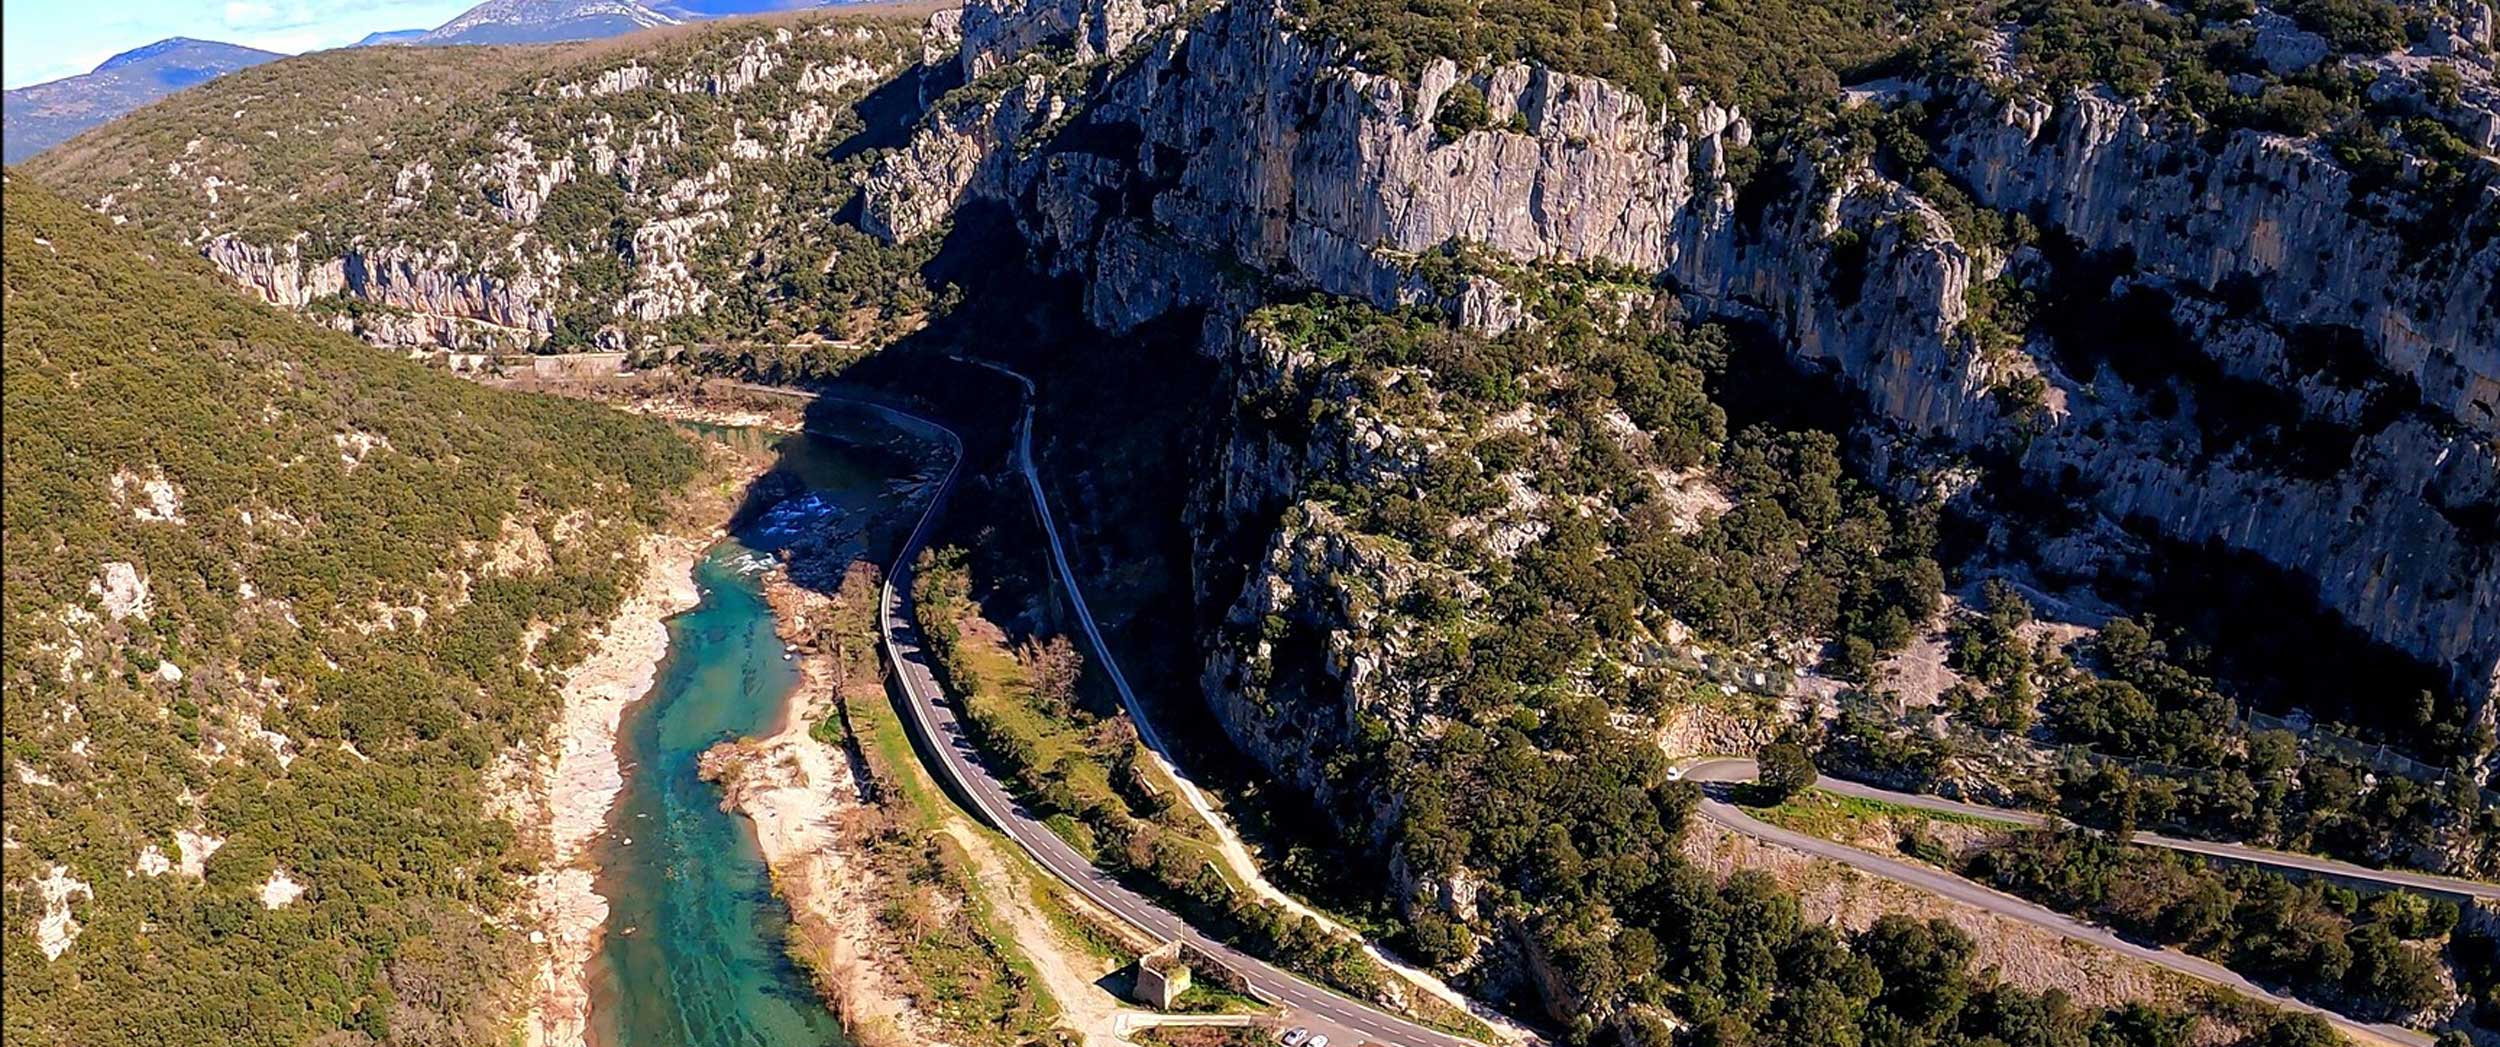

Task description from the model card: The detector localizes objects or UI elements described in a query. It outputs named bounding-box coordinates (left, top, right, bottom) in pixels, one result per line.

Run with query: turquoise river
left=586, top=413, right=930, bottom=1047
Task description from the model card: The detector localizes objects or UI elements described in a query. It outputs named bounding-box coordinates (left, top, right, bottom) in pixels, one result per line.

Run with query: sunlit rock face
left=871, top=0, right=2497, bottom=752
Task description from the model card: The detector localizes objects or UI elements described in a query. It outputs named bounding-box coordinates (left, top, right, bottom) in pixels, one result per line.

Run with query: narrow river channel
left=586, top=413, right=930, bottom=1047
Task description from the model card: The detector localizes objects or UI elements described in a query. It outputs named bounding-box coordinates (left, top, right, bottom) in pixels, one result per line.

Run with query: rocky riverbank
left=696, top=571, right=932, bottom=1045
left=503, top=436, right=774, bottom=1047
left=704, top=565, right=1156, bottom=1047
left=518, top=531, right=706, bottom=1047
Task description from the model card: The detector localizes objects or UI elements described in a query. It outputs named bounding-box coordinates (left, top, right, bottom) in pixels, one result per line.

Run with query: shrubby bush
left=1971, top=829, right=2464, bottom=1019
left=2, top=180, right=696, bottom=1045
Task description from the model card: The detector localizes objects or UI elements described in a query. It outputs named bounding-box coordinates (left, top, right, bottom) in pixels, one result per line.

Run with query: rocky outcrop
left=59, top=16, right=928, bottom=355
left=205, top=235, right=555, bottom=351
left=1924, top=87, right=2499, bottom=704
left=1200, top=506, right=1382, bottom=801
left=883, top=0, right=2499, bottom=712
left=859, top=71, right=1064, bottom=242
left=955, top=0, right=1174, bottom=79
left=1933, top=86, right=2499, bottom=428
left=203, top=236, right=350, bottom=305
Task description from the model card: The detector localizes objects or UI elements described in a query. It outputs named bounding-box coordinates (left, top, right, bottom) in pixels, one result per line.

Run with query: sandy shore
left=704, top=571, right=1150, bottom=1046
left=518, top=532, right=705, bottom=1047
left=701, top=574, right=929, bottom=1045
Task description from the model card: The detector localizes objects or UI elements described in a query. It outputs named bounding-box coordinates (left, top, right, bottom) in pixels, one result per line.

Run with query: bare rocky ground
left=495, top=373, right=814, bottom=431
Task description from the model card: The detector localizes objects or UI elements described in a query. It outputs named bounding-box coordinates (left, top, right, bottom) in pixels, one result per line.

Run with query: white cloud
left=222, top=1, right=278, bottom=27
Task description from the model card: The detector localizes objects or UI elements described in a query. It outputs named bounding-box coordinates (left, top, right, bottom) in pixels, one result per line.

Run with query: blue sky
left=3, top=0, right=480, bottom=88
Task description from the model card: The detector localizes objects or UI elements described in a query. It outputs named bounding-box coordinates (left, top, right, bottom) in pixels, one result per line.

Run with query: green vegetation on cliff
left=23, top=44, right=549, bottom=246
left=1834, top=587, right=2499, bottom=880
left=1217, top=291, right=2198, bottom=1037
left=1290, top=0, right=1915, bottom=113
left=23, top=10, right=947, bottom=352
left=909, top=544, right=1492, bottom=1037
left=1292, top=0, right=2481, bottom=207
left=0, top=176, right=697, bottom=1046
left=1194, top=273, right=2494, bottom=1040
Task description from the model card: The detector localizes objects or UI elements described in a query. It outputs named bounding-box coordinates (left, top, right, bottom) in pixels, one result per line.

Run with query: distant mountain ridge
left=2, top=38, right=280, bottom=164
left=353, top=28, right=430, bottom=46
left=407, top=0, right=878, bottom=46
left=411, top=0, right=680, bottom=46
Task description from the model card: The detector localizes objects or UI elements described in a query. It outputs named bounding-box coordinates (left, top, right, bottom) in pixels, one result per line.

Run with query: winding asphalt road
left=1678, top=758, right=2498, bottom=902
left=736, top=381, right=2463, bottom=1047
left=972, top=362, right=1549, bottom=1044
left=1677, top=758, right=2449, bottom=1047
left=745, top=384, right=1484, bottom=1047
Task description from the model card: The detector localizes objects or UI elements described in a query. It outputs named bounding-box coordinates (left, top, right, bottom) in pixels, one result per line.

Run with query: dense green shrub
left=1757, top=742, right=1820, bottom=802
left=2281, top=0, right=2408, bottom=53
left=1289, top=0, right=1919, bottom=115
left=1433, top=82, right=1493, bottom=139
left=2, top=178, right=696, bottom=1045
left=1971, top=829, right=2464, bottom=1020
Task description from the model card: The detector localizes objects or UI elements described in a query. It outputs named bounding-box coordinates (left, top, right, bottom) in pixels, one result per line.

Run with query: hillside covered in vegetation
left=0, top=176, right=698, bottom=1046
left=22, top=9, right=950, bottom=355
left=10, top=0, right=2497, bottom=1041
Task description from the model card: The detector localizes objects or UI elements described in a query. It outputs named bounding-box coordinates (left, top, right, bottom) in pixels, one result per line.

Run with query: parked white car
left=1279, top=1029, right=1310, bottom=1047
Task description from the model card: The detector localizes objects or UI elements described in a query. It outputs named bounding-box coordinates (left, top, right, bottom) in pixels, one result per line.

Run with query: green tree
left=1758, top=743, right=1820, bottom=803
left=2256, top=1013, right=2340, bottom=1047
left=1433, top=82, right=1491, bottom=140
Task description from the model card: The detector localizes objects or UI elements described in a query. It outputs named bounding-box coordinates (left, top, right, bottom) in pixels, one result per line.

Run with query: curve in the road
left=755, top=383, right=1488, bottom=1047
left=965, top=361, right=1547, bottom=1045
left=1676, top=759, right=2439, bottom=1047
left=1679, top=758, right=2498, bottom=902
left=746, top=381, right=2450, bottom=1047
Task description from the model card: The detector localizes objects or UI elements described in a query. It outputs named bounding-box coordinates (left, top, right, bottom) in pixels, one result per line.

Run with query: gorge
left=9, top=0, right=2500, bottom=1044
left=584, top=419, right=931, bottom=1047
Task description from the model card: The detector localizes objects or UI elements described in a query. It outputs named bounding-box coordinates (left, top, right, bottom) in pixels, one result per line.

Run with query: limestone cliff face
left=1191, top=323, right=1391, bottom=803
left=859, top=72, right=1063, bottom=242
left=1935, top=87, right=2498, bottom=426
left=1924, top=87, right=2500, bottom=706
left=204, top=235, right=555, bottom=350
left=882, top=0, right=2499, bottom=720
left=956, top=0, right=1171, bottom=78
left=71, top=19, right=926, bottom=354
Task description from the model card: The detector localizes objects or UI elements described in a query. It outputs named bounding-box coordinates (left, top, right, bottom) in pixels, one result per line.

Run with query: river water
left=585, top=414, right=929, bottom=1047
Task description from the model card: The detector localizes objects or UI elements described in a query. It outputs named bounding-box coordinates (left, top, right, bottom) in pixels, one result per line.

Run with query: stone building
left=1133, top=943, right=1192, bottom=1010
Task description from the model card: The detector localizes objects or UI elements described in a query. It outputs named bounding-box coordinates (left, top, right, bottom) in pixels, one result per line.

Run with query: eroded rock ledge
left=868, top=0, right=2498, bottom=716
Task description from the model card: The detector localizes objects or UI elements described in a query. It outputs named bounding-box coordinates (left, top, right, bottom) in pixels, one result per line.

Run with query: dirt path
left=936, top=818, right=1159, bottom=1047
